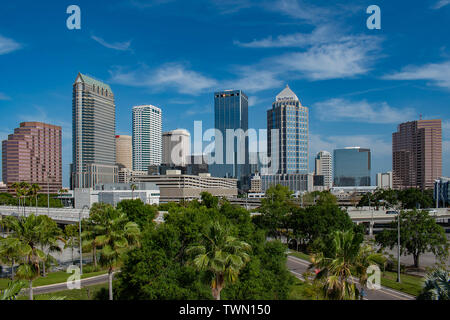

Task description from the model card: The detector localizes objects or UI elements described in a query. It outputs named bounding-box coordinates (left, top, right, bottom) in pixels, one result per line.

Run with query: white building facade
left=162, top=129, right=190, bottom=167
left=132, top=105, right=162, bottom=171
left=315, top=150, right=333, bottom=189
left=376, top=171, right=393, bottom=189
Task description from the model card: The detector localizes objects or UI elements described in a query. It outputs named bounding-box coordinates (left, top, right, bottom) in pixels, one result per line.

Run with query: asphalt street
left=29, top=258, right=415, bottom=300
left=31, top=274, right=109, bottom=295
left=287, top=255, right=415, bottom=300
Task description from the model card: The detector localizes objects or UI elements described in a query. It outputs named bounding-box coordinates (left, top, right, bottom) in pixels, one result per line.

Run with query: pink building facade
left=2, top=122, right=62, bottom=193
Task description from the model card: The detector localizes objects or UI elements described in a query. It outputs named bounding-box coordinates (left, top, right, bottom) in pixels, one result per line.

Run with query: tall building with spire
left=267, top=85, right=309, bottom=174
left=71, top=73, right=117, bottom=189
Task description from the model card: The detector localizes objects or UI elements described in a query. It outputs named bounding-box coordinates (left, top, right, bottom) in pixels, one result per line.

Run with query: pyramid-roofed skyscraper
left=267, top=85, right=309, bottom=174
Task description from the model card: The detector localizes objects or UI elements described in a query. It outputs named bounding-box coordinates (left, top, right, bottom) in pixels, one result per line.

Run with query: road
left=287, top=255, right=415, bottom=300
left=29, top=257, right=414, bottom=300
left=30, top=274, right=109, bottom=295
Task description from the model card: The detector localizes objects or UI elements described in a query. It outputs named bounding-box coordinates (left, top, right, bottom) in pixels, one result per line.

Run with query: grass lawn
left=288, top=276, right=316, bottom=300
left=288, top=249, right=423, bottom=297
left=380, top=271, right=424, bottom=297
left=288, top=250, right=311, bottom=262
left=17, top=283, right=109, bottom=300
left=0, top=269, right=107, bottom=289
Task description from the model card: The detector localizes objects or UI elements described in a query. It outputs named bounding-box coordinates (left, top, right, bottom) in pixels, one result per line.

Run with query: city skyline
left=0, top=1, right=449, bottom=187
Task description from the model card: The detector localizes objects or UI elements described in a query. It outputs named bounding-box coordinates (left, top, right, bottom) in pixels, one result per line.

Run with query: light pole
left=79, top=205, right=89, bottom=275
left=368, top=193, right=374, bottom=237
left=435, top=179, right=440, bottom=209
left=47, top=172, right=50, bottom=215
left=397, top=208, right=401, bottom=283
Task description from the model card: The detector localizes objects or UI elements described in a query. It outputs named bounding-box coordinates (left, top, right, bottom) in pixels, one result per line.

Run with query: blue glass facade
left=333, top=148, right=371, bottom=187
left=267, top=86, right=308, bottom=174
left=212, top=90, right=249, bottom=187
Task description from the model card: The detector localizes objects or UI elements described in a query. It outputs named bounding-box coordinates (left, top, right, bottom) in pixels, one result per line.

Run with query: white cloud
left=109, top=63, right=217, bottom=95
left=384, top=61, right=450, bottom=89
left=91, top=35, right=132, bottom=52
left=313, top=98, right=416, bottom=124
left=184, top=105, right=213, bottom=116
left=267, top=0, right=331, bottom=25
left=432, top=0, right=450, bottom=9
left=0, top=35, right=21, bottom=55
left=0, top=92, right=11, bottom=100
left=223, top=69, right=283, bottom=93
left=234, top=23, right=382, bottom=84
left=275, top=36, right=381, bottom=80
left=234, top=25, right=336, bottom=48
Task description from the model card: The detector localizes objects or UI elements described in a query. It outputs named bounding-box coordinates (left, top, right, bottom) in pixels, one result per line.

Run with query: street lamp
left=397, top=208, right=401, bottom=283
left=79, top=205, right=89, bottom=275
left=435, top=179, right=440, bottom=209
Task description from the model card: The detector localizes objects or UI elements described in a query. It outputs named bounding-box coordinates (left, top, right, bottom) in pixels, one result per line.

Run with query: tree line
left=1, top=186, right=448, bottom=300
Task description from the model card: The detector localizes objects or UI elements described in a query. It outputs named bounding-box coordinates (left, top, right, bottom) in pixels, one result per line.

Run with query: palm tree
left=311, top=230, right=385, bottom=300
left=0, top=280, right=27, bottom=300
left=64, top=224, right=79, bottom=265
left=37, top=215, right=64, bottom=277
left=95, top=207, right=140, bottom=300
left=8, top=214, right=47, bottom=300
left=18, top=182, right=30, bottom=216
left=417, top=269, right=450, bottom=300
left=81, top=203, right=112, bottom=269
left=0, top=237, right=27, bottom=280
left=29, top=183, right=41, bottom=214
left=130, top=184, right=137, bottom=200
left=11, top=182, right=22, bottom=213
left=186, top=222, right=251, bottom=300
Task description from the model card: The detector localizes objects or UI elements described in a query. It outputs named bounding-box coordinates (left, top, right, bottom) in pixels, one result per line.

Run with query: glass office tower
left=212, top=90, right=249, bottom=189
left=333, top=147, right=371, bottom=187
left=267, top=85, right=309, bottom=174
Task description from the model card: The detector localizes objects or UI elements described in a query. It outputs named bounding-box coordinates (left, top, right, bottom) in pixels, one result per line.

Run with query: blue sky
left=0, top=0, right=449, bottom=187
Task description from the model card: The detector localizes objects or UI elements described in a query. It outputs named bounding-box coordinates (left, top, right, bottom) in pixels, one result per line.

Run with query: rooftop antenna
left=419, top=114, right=422, bottom=120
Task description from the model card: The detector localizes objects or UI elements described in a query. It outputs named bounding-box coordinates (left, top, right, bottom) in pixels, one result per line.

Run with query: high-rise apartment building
left=315, top=151, right=333, bottom=189
left=392, top=119, right=442, bottom=190
left=267, top=85, right=309, bottom=174
left=162, top=129, right=190, bottom=167
left=212, top=90, right=250, bottom=188
left=2, top=122, right=62, bottom=193
left=333, top=147, right=371, bottom=187
left=71, top=73, right=117, bottom=189
left=132, top=105, right=162, bottom=171
left=116, top=135, right=132, bottom=169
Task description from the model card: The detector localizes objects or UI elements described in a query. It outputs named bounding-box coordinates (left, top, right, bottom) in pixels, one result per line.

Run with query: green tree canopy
left=376, top=210, right=448, bottom=268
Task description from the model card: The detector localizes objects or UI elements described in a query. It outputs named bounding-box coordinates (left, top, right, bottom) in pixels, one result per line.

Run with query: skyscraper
left=2, top=122, right=62, bottom=193
left=162, top=129, right=190, bottom=167
left=71, top=73, right=117, bottom=189
left=267, top=85, right=309, bottom=174
left=115, top=135, right=132, bottom=169
left=392, top=119, right=442, bottom=190
left=132, top=105, right=162, bottom=172
left=334, top=147, right=371, bottom=187
left=315, top=151, right=333, bottom=189
left=212, top=90, right=249, bottom=188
